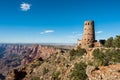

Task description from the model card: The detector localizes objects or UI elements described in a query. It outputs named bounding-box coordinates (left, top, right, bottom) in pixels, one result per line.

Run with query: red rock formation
left=0, top=44, right=60, bottom=78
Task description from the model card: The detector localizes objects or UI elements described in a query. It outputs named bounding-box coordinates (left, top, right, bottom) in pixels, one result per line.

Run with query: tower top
left=84, top=20, right=94, bottom=23
left=84, top=20, right=94, bottom=25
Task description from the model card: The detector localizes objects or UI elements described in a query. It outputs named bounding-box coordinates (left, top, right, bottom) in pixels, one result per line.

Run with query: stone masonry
left=77, top=20, right=101, bottom=48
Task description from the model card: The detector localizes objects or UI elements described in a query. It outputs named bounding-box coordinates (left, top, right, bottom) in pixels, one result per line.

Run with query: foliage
left=105, top=37, right=113, bottom=47
left=113, top=35, right=120, bottom=48
left=52, top=71, right=60, bottom=80
left=92, top=49, right=108, bottom=67
left=71, top=62, right=87, bottom=80
left=92, top=48, right=120, bottom=67
left=30, top=59, right=43, bottom=69
left=89, top=44, right=94, bottom=48
left=70, top=47, right=86, bottom=60
left=104, top=35, right=120, bottom=48
left=43, top=67, right=49, bottom=75
left=105, top=49, right=120, bottom=64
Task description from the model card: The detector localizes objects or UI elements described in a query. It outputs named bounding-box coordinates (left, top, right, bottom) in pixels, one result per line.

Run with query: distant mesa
left=77, top=20, right=101, bottom=48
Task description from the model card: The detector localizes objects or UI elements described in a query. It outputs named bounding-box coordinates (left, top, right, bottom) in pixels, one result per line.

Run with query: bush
left=52, top=71, right=60, bottom=80
left=70, top=47, right=86, bottom=60
left=43, top=67, right=49, bottom=75
left=89, top=44, right=94, bottom=48
left=113, top=35, right=120, bottom=48
left=104, top=35, right=120, bottom=48
left=105, top=37, right=113, bottom=47
left=92, top=49, right=120, bottom=67
left=93, top=49, right=109, bottom=66
left=105, top=49, right=120, bottom=64
left=71, top=62, right=87, bottom=80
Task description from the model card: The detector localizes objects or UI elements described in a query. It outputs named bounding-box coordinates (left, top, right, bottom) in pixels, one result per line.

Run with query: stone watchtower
left=78, top=20, right=96, bottom=48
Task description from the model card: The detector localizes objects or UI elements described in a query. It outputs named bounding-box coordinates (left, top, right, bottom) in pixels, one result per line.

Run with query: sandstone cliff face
left=6, top=52, right=72, bottom=80
left=0, top=44, right=60, bottom=79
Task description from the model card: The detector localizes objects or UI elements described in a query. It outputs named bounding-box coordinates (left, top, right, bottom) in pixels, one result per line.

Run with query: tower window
left=85, top=23, right=87, bottom=25
left=91, top=23, right=93, bottom=25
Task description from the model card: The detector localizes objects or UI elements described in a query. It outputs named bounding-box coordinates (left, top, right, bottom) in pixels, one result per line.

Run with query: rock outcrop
left=0, top=44, right=60, bottom=79
left=3, top=45, right=120, bottom=80
left=86, top=64, right=120, bottom=80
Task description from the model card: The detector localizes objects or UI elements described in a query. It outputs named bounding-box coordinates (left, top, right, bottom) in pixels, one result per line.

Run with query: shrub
left=71, top=62, right=87, bottom=80
left=43, top=67, right=49, bottom=75
left=70, top=47, right=86, bottom=60
left=52, top=71, right=60, bottom=80
left=113, top=35, right=120, bottom=48
left=104, top=35, right=120, bottom=48
left=92, top=49, right=120, bottom=67
left=105, top=49, right=120, bottom=64
left=89, top=44, right=94, bottom=48
left=93, top=49, right=109, bottom=66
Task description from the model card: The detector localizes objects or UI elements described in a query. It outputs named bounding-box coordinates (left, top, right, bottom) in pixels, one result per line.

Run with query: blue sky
left=0, top=0, right=120, bottom=43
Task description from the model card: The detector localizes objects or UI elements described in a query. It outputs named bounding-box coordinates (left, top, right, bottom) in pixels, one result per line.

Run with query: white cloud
left=40, top=30, right=54, bottom=34
left=95, top=31, right=103, bottom=34
left=20, top=2, right=31, bottom=11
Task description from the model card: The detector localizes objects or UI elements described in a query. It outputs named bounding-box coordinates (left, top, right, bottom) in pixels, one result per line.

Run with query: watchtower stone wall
left=77, top=20, right=100, bottom=48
